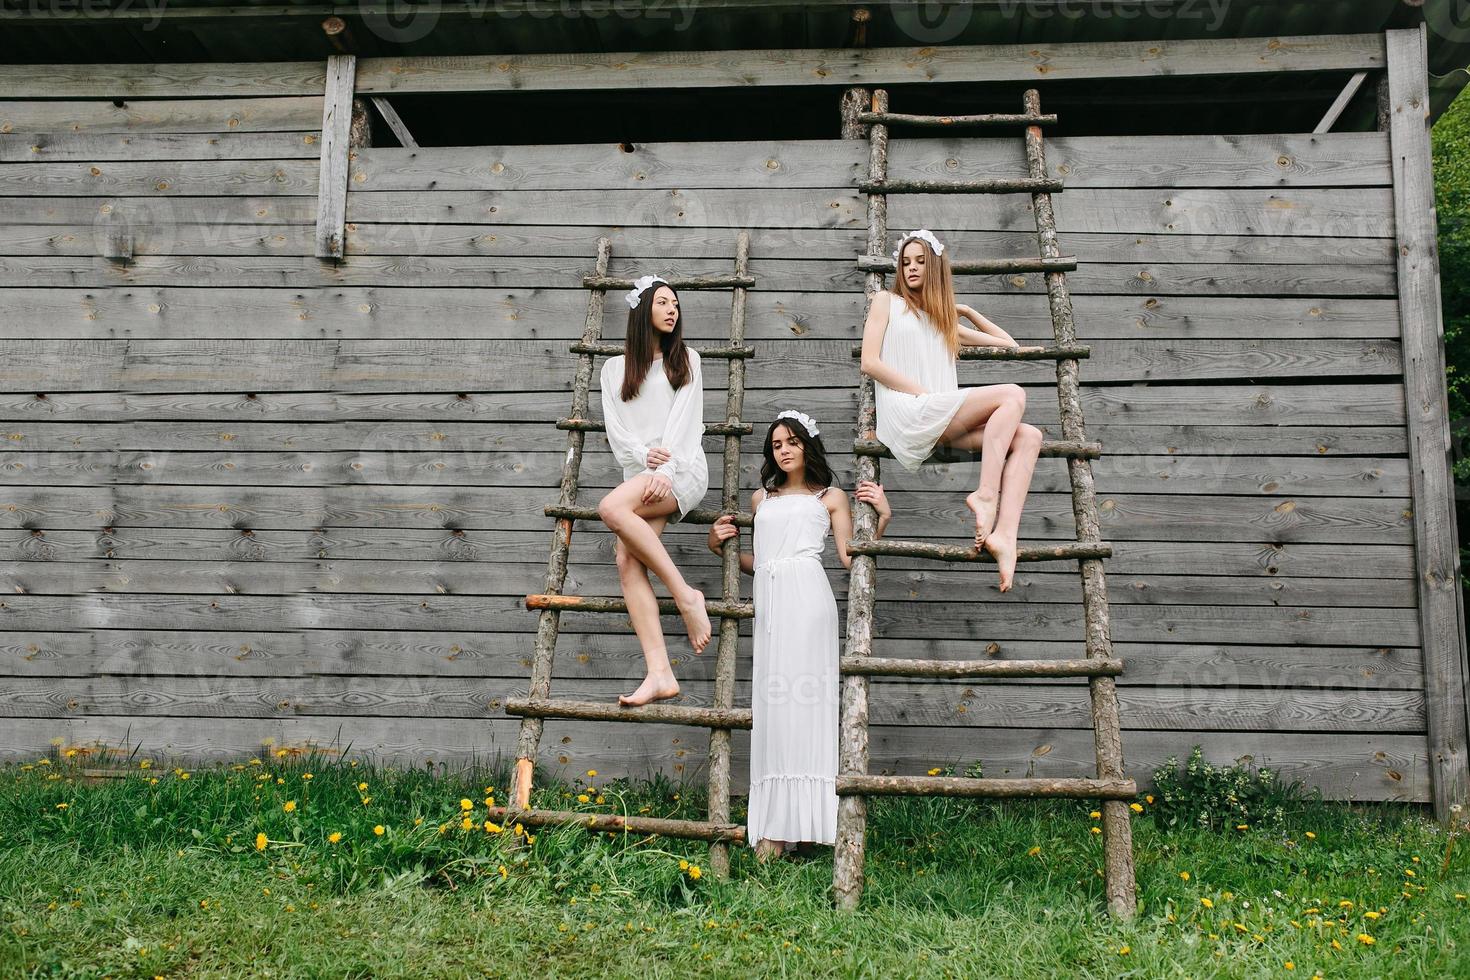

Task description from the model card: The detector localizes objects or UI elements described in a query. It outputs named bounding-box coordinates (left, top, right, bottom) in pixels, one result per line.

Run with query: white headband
left=625, top=274, right=668, bottom=310
left=892, top=228, right=945, bottom=263
left=776, top=409, right=820, bottom=438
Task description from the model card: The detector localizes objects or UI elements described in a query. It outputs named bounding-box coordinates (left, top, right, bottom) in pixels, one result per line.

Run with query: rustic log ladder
left=487, top=232, right=756, bottom=878
left=832, top=89, right=1139, bottom=919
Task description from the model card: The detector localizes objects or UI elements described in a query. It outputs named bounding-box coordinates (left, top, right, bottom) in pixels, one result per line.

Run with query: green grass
left=1, top=749, right=1466, bottom=978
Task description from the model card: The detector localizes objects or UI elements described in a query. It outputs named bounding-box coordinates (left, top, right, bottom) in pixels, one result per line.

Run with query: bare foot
left=619, top=670, right=680, bottom=707
left=965, top=489, right=1000, bottom=549
left=984, top=531, right=1018, bottom=593
left=754, top=839, right=784, bottom=863
left=676, top=588, right=712, bottom=653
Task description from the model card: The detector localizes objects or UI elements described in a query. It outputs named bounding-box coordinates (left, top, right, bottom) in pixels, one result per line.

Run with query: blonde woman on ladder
left=708, top=411, right=890, bottom=861
left=859, top=229, right=1045, bottom=592
left=598, top=275, right=713, bottom=707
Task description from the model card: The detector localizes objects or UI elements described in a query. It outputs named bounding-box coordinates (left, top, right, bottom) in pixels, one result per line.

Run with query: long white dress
left=599, top=351, right=709, bottom=521
left=746, top=484, right=840, bottom=846
left=874, top=291, right=969, bottom=471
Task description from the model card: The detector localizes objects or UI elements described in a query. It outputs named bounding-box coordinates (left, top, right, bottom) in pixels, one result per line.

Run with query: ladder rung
left=857, top=255, right=1077, bottom=275
left=857, top=110, right=1058, bottom=128
left=846, top=539, right=1112, bottom=563
left=859, top=178, right=1064, bottom=195
left=505, top=697, right=753, bottom=730
left=569, top=342, right=755, bottom=360
left=850, top=343, right=1089, bottom=361
left=557, top=417, right=754, bottom=437
left=583, top=274, right=755, bottom=291
left=525, top=593, right=753, bottom=619
left=840, top=656, right=1123, bottom=679
left=837, top=774, right=1137, bottom=800
left=545, top=504, right=753, bottom=527
left=852, top=437, right=1100, bottom=460
left=483, top=805, right=746, bottom=843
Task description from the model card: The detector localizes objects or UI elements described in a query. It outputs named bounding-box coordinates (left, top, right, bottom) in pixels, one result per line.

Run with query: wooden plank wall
left=0, top=90, right=1429, bottom=802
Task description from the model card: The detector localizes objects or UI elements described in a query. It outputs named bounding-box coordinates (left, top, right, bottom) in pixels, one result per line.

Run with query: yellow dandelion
left=282, top=800, right=296, bottom=813
left=1284, top=963, right=1295, bottom=972
left=461, top=817, right=474, bottom=831
left=484, top=797, right=495, bottom=808
left=360, top=797, right=372, bottom=806
left=140, top=760, right=152, bottom=769
left=255, top=833, right=268, bottom=851
left=1129, top=802, right=1144, bottom=813
left=328, top=832, right=342, bottom=844
left=586, top=769, right=597, bottom=777
left=1356, top=933, right=1375, bottom=946
left=1027, top=846, right=1041, bottom=857
left=1118, top=946, right=1131, bottom=955
left=484, top=820, right=502, bottom=833
left=179, top=772, right=190, bottom=780
left=1305, top=831, right=1316, bottom=840
left=1090, top=827, right=1102, bottom=835
left=1145, top=794, right=1154, bottom=804
left=55, top=802, right=69, bottom=810
left=499, top=865, right=508, bottom=879
left=1404, top=868, right=1416, bottom=878
left=1363, top=910, right=1381, bottom=920
left=357, top=782, right=368, bottom=792
left=1235, top=823, right=1248, bottom=830
left=595, top=795, right=605, bottom=804
left=689, top=866, right=702, bottom=880
left=577, top=794, right=590, bottom=803
left=679, top=859, right=690, bottom=870
left=1331, top=939, right=1342, bottom=951
left=1201, top=897, right=1214, bottom=908
left=927, top=767, right=942, bottom=776
left=1455, top=894, right=1467, bottom=901
left=1339, top=900, right=1354, bottom=909
left=1089, top=810, right=1101, bottom=819
left=414, top=816, right=423, bottom=826
left=460, top=798, right=474, bottom=811
left=1179, top=871, right=1190, bottom=881
left=373, top=824, right=385, bottom=836
left=302, top=773, right=313, bottom=780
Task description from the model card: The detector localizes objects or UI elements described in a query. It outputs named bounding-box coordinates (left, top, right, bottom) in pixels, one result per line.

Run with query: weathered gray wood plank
left=0, top=132, right=322, bottom=163
left=1386, top=26, right=1470, bottom=821
left=0, top=716, right=1425, bottom=801
left=0, top=160, right=319, bottom=196
left=0, top=288, right=1402, bottom=341
left=0, top=98, right=324, bottom=134
left=314, top=56, right=355, bottom=261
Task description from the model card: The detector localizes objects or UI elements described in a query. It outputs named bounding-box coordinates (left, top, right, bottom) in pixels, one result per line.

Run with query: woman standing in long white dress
left=598, top=275, right=713, bottom=707
left=708, top=411, right=891, bottom=861
left=859, top=229, right=1045, bottom=592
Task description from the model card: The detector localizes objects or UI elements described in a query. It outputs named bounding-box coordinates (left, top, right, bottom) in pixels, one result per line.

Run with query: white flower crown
left=775, top=409, right=819, bottom=438
left=624, top=274, right=668, bottom=310
left=892, top=228, right=946, bottom=263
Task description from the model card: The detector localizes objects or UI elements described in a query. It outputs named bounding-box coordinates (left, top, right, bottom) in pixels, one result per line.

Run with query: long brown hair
left=892, top=235, right=960, bottom=355
left=620, top=281, right=692, bottom=401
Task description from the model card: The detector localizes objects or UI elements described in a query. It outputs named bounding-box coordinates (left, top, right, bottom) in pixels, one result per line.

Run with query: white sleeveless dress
left=874, top=292, right=968, bottom=471
left=745, top=485, right=840, bottom=847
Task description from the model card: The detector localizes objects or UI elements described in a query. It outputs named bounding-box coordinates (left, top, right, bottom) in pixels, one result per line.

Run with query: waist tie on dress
left=754, top=553, right=822, bottom=648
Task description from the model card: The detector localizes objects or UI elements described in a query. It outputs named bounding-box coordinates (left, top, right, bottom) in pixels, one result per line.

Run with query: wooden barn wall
left=0, top=90, right=1428, bottom=802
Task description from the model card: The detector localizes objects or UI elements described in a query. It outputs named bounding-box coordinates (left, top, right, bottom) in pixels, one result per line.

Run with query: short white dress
left=746, top=484, right=840, bottom=847
left=874, top=292, right=968, bottom=471
left=599, top=351, right=709, bottom=521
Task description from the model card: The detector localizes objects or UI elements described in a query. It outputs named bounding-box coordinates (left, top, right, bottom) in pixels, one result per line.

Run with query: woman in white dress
left=708, top=411, right=890, bottom=862
left=859, top=229, right=1045, bottom=592
left=598, top=275, right=713, bottom=707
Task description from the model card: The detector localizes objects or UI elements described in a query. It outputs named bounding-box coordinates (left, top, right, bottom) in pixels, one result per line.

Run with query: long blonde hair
left=892, top=235, right=960, bottom=355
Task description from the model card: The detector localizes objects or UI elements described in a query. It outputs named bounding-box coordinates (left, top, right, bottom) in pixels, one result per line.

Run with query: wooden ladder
left=832, top=89, right=1139, bottom=919
left=488, top=233, right=757, bottom=878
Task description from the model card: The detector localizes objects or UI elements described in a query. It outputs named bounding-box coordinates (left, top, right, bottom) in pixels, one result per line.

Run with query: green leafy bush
left=1150, top=746, right=1314, bottom=832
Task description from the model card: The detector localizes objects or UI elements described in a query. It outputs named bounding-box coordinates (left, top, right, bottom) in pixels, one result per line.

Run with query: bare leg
left=937, top=384, right=1026, bottom=548
left=983, top=423, right=1044, bottom=593
left=597, top=475, right=712, bottom=653
left=614, top=518, right=681, bottom=706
